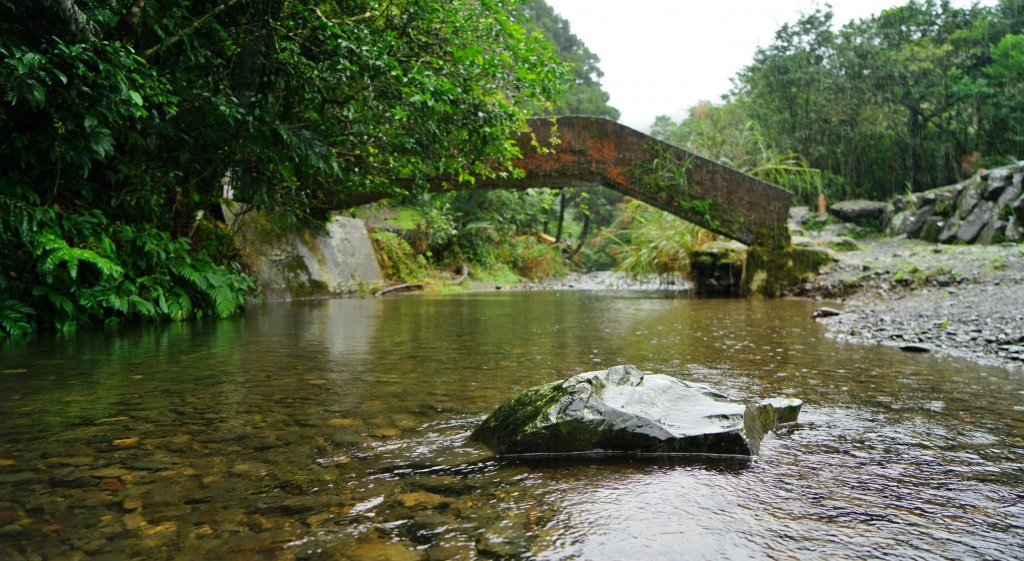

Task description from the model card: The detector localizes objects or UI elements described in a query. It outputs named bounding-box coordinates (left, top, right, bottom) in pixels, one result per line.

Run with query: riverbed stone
left=907, top=207, right=934, bottom=238
left=984, top=169, right=1012, bottom=201
left=958, top=181, right=983, bottom=219
left=398, top=492, right=444, bottom=510
left=977, top=219, right=1007, bottom=245
left=829, top=200, right=893, bottom=228
left=476, top=520, right=530, bottom=558
left=471, top=365, right=793, bottom=457
left=958, top=201, right=996, bottom=243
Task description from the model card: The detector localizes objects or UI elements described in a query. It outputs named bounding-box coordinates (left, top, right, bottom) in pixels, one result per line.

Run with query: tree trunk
left=554, top=189, right=567, bottom=243
left=567, top=212, right=590, bottom=259
left=40, top=0, right=98, bottom=42
left=908, top=109, right=922, bottom=191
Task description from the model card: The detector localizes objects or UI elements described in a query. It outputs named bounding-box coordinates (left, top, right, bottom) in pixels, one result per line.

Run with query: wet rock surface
left=829, top=200, right=894, bottom=227
left=798, top=236, right=1024, bottom=369
left=471, top=365, right=796, bottom=456
left=889, top=162, right=1023, bottom=244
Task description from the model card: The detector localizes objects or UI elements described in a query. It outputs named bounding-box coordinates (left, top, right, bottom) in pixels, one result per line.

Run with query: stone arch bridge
left=339, top=116, right=803, bottom=294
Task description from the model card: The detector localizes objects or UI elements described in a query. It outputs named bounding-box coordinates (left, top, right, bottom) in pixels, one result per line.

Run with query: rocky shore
left=798, top=235, right=1024, bottom=369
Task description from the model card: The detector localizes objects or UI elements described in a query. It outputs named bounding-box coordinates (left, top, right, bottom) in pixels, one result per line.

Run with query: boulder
left=983, top=169, right=1013, bottom=201
left=996, top=180, right=1021, bottom=207
left=762, top=397, right=803, bottom=424
left=470, top=365, right=799, bottom=457
left=907, top=207, right=934, bottom=238
left=938, top=216, right=961, bottom=244
left=828, top=200, right=893, bottom=228
left=888, top=210, right=913, bottom=236
left=788, top=206, right=811, bottom=225
left=1007, top=215, right=1023, bottom=243
left=957, top=181, right=983, bottom=219
left=977, top=219, right=1007, bottom=245
left=958, top=200, right=995, bottom=243
left=920, top=216, right=945, bottom=242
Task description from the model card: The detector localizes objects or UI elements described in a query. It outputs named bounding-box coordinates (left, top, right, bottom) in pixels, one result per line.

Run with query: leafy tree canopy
left=0, top=0, right=570, bottom=337
left=518, top=0, right=620, bottom=119
left=734, top=0, right=1024, bottom=198
left=655, top=0, right=1024, bottom=202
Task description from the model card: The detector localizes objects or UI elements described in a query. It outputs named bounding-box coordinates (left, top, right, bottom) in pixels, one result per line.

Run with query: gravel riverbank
left=798, top=236, right=1024, bottom=369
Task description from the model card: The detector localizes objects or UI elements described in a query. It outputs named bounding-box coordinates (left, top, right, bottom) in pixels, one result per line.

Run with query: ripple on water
left=0, top=293, right=1022, bottom=560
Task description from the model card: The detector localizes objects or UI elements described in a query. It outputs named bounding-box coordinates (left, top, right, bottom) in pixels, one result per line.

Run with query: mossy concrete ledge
left=226, top=204, right=382, bottom=300
left=469, top=365, right=801, bottom=457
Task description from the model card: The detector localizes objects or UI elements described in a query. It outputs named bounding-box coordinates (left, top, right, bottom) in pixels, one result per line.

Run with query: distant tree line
left=653, top=0, right=1024, bottom=203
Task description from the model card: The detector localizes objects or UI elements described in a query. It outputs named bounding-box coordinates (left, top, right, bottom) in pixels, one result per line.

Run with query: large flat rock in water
left=471, top=365, right=800, bottom=457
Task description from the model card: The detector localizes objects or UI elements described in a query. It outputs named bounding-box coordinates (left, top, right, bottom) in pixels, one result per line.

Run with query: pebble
left=808, top=240, right=1024, bottom=370
left=398, top=492, right=445, bottom=510
left=812, top=307, right=843, bottom=318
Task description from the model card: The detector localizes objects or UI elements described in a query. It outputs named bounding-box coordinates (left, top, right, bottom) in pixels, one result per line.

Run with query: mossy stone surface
left=470, top=365, right=798, bottom=457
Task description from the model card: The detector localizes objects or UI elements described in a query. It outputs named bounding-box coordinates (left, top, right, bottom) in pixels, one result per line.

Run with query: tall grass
left=603, top=200, right=716, bottom=279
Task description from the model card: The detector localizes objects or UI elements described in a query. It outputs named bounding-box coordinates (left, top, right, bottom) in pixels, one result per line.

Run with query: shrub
left=370, top=231, right=427, bottom=283
left=0, top=198, right=253, bottom=339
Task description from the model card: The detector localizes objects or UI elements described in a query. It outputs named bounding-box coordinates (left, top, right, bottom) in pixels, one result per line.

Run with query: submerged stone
left=470, top=365, right=800, bottom=457
left=761, top=397, right=803, bottom=424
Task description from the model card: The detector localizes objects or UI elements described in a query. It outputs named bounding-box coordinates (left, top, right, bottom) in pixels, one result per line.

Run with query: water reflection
left=0, top=292, right=1022, bottom=560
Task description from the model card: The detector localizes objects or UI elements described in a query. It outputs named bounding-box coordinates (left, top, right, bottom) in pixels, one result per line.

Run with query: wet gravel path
left=799, top=237, right=1024, bottom=369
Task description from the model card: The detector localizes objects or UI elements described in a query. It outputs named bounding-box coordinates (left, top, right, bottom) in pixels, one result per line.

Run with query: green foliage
left=730, top=1, right=1024, bottom=200
left=403, top=190, right=556, bottom=267
left=370, top=231, right=427, bottom=284
left=0, top=0, right=571, bottom=336
left=0, top=198, right=254, bottom=338
left=519, top=0, right=620, bottom=119
left=0, top=299, right=34, bottom=339
left=651, top=107, right=828, bottom=206
left=607, top=200, right=715, bottom=279
left=499, top=236, right=567, bottom=280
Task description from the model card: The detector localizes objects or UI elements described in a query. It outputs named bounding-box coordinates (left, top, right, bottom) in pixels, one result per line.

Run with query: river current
left=1, top=292, right=1022, bottom=560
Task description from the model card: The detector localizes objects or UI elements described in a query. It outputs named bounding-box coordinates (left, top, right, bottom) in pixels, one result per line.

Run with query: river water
left=1, top=292, right=1022, bottom=560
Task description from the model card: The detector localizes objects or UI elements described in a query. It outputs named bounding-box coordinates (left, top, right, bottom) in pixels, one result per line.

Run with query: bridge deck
left=339, top=116, right=793, bottom=248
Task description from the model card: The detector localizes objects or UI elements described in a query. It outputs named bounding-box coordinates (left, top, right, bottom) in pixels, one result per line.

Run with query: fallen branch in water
left=375, top=283, right=424, bottom=296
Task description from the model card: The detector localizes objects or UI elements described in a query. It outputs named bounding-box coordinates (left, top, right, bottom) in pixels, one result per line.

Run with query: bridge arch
left=334, top=116, right=804, bottom=294
left=340, top=116, right=793, bottom=249
left=481, top=116, right=793, bottom=249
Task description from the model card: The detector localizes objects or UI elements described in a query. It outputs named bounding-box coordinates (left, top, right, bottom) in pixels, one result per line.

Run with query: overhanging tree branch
left=143, top=0, right=242, bottom=58
left=40, top=0, right=99, bottom=42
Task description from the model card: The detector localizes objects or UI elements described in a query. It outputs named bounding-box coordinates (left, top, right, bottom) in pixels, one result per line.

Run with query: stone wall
left=228, top=208, right=383, bottom=300
left=889, top=162, right=1024, bottom=244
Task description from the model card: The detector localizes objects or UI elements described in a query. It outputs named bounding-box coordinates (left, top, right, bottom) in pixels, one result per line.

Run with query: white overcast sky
left=544, top=0, right=996, bottom=130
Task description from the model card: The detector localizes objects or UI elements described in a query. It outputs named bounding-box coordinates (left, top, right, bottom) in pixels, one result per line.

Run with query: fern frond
left=38, top=234, right=123, bottom=280
left=209, top=284, right=238, bottom=318
left=129, top=295, right=156, bottom=317
left=0, top=299, right=34, bottom=339
left=172, top=263, right=203, bottom=286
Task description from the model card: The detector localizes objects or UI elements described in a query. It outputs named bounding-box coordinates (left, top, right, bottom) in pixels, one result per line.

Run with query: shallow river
left=1, top=292, right=1023, bottom=560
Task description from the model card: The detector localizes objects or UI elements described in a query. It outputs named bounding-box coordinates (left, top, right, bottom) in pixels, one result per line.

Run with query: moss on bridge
left=336, top=116, right=803, bottom=295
